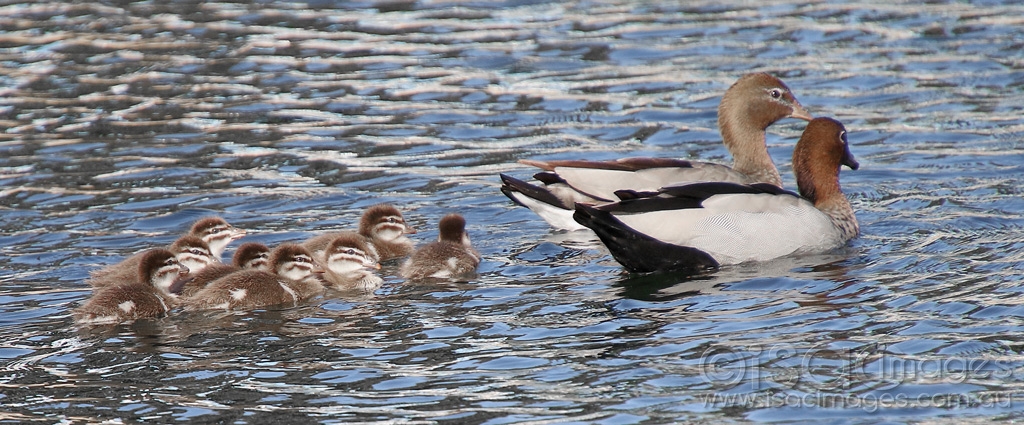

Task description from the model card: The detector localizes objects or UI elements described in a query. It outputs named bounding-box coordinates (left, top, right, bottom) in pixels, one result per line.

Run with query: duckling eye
left=769, top=89, right=782, bottom=99
left=344, top=249, right=355, bottom=255
left=840, top=131, right=848, bottom=144
left=191, top=248, right=205, bottom=255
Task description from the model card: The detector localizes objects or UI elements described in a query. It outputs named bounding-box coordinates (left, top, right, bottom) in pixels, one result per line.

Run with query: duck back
left=74, top=283, right=176, bottom=324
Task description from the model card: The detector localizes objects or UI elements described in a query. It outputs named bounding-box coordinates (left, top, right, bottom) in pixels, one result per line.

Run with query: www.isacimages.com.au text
left=700, top=391, right=1014, bottom=412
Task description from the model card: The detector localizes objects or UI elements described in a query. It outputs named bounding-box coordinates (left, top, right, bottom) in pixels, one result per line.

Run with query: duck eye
left=769, top=89, right=782, bottom=99
left=345, top=249, right=355, bottom=255
left=840, top=131, right=848, bottom=144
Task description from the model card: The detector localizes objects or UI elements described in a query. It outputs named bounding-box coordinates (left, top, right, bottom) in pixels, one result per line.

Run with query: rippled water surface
left=3, top=1, right=1024, bottom=423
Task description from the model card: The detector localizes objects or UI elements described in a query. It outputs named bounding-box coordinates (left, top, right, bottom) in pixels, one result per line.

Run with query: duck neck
left=719, top=112, right=782, bottom=187
left=819, top=195, right=859, bottom=240
left=798, top=171, right=859, bottom=240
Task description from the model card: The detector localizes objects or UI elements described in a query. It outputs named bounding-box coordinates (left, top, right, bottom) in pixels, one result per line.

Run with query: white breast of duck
left=615, top=191, right=843, bottom=265
left=578, top=117, right=858, bottom=270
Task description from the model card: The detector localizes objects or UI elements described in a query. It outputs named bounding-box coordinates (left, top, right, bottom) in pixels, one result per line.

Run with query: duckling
left=175, top=242, right=271, bottom=298
left=86, top=216, right=243, bottom=287
left=358, top=204, right=417, bottom=261
left=304, top=204, right=416, bottom=262
left=317, top=233, right=383, bottom=293
left=87, top=235, right=214, bottom=288
left=172, top=235, right=218, bottom=273
left=184, top=244, right=325, bottom=311
left=188, top=216, right=248, bottom=262
left=74, top=249, right=189, bottom=325
left=400, top=214, right=480, bottom=280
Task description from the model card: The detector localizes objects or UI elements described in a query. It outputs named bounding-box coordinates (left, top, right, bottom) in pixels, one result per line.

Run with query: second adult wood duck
left=574, top=117, right=859, bottom=274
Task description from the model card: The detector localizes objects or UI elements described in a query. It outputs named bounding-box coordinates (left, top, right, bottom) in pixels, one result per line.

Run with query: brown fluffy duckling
left=74, top=249, right=189, bottom=324
left=400, top=214, right=480, bottom=280
left=304, top=204, right=417, bottom=262
left=317, top=233, right=383, bottom=293
left=175, top=242, right=272, bottom=298
left=188, top=216, right=248, bottom=262
left=184, top=244, right=325, bottom=311
left=87, top=235, right=214, bottom=288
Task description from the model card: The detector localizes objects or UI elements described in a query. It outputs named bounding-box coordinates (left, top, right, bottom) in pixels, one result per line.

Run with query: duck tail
left=572, top=203, right=719, bottom=275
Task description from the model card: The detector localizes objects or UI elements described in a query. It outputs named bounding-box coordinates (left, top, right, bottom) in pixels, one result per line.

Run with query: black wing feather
left=600, top=181, right=800, bottom=214
left=573, top=203, right=719, bottom=275
left=500, top=173, right=571, bottom=209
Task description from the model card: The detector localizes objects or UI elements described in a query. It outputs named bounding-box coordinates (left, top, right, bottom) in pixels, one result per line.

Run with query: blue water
left=2, top=1, right=1024, bottom=423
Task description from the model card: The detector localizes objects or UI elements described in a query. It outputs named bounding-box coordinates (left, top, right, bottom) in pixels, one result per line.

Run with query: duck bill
left=789, top=103, right=813, bottom=122
left=842, top=147, right=860, bottom=170
left=404, top=225, right=418, bottom=235
left=229, top=227, right=248, bottom=241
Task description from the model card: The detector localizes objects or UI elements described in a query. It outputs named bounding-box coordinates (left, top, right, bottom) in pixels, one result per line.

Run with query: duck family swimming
left=77, top=73, right=861, bottom=324
left=76, top=207, right=478, bottom=324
